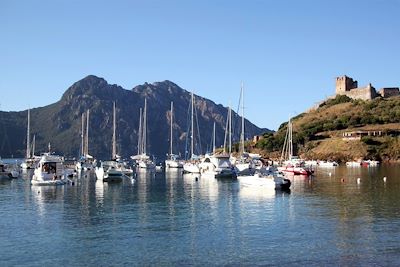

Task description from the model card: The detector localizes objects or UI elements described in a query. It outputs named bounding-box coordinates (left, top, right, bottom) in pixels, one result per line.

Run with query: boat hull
left=238, top=174, right=291, bottom=190
left=31, top=179, right=67, bottom=186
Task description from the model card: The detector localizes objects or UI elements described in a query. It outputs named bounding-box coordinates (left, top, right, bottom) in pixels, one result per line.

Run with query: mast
left=289, top=117, right=293, bottom=160
left=191, top=92, right=194, bottom=158
left=240, top=82, right=245, bottom=155
left=223, top=106, right=229, bottom=154
left=26, top=109, right=31, bottom=159
left=81, top=112, right=85, bottom=157
left=143, top=99, right=147, bottom=155
left=229, top=105, right=232, bottom=155
left=212, top=122, right=216, bottom=154
left=85, top=109, right=90, bottom=156
left=170, top=101, right=173, bottom=156
left=137, top=108, right=142, bottom=155
left=32, top=135, right=36, bottom=157
left=112, top=102, right=117, bottom=159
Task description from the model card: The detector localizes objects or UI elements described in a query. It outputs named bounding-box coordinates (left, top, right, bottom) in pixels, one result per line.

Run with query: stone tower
left=335, top=75, right=358, bottom=94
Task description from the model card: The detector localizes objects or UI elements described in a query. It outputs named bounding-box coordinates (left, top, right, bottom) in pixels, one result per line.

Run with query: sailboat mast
left=223, top=106, right=229, bottom=154
left=170, top=101, right=173, bottom=156
left=229, top=106, right=232, bottom=155
left=81, top=112, right=85, bottom=157
left=143, top=99, right=147, bottom=155
left=138, top=108, right=142, bottom=155
left=112, top=102, right=117, bottom=159
left=32, top=135, right=35, bottom=157
left=26, top=109, right=31, bottom=159
left=240, top=82, right=245, bottom=155
left=85, top=109, right=90, bottom=156
left=289, top=117, right=293, bottom=161
left=191, top=92, right=194, bottom=158
left=213, top=122, right=216, bottom=154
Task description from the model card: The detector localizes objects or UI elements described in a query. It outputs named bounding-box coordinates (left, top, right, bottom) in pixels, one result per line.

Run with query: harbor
left=0, top=163, right=399, bottom=266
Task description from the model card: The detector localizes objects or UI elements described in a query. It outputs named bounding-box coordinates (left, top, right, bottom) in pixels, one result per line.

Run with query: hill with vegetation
left=254, top=95, right=400, bottom=162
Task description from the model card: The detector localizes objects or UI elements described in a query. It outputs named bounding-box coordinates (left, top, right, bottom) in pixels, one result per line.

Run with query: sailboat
left=165, top=101, right=183, bottom=169
left=131, top=99, right=155, bottom=169
left=198, top=102, right=236, bottom=179
left=183, top=92, right=200, bottom=174
left=233, top=83, right=262, bottom=174
left=277, top=117, right=313, bottom=176
left=76, top=110, right=95, bottom=171
left=95, top=102, right=123, bottom=182
left=21, top=109, right=38, bottom=170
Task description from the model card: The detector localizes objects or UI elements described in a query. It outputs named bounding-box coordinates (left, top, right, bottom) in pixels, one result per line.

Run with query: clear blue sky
left=1, top=0, right=399, bottom=130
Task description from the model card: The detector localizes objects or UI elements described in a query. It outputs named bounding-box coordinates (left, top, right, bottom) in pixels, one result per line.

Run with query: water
left=1, top=165, right=400, bottom=266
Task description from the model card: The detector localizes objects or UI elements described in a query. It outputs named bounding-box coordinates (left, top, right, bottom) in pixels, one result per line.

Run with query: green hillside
left=255, top=95, right=400, bottom=162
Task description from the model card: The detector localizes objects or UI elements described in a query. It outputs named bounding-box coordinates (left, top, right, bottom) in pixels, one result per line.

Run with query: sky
left=1, top=0, right=399, bottom=130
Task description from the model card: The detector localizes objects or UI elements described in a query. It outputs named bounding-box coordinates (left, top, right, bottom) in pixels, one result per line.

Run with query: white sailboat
left=132, top=99, right=155, bottom=169
left=165, top=101, right=183, bottom=169
left=278, top=117, right=313, bottom=176
left=199, top=102, right=236, bottom=179
left=21, top=109, right=38, bottom=170
left=233, top=83, right=262, bottom=174
left=183, top=92, right=200, bottom=174
left=76, top=110, right=95, bottom=171
left=95, top=102, right=123, bottom=182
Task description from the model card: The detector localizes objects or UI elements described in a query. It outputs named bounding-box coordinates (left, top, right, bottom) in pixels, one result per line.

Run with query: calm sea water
left=1, top=163, right=400, bottom=266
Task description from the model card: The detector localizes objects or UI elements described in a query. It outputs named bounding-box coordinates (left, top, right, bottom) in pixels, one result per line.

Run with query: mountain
left=0, top=75, right=269, bottom=159
left=255, top=95, right=400, bottom=161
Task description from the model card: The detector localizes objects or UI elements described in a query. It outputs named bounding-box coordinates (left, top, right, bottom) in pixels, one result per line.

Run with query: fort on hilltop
left=335, top=75, right=399, bottom=100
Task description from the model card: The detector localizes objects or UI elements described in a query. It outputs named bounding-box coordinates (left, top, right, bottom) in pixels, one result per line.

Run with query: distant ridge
left=0, top=75, right=269, bottom=159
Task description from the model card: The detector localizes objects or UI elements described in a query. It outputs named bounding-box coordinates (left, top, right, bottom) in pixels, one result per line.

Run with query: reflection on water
left=31, top=185, right=66, bottom=217
left=0, top=164, right=400, bottom=266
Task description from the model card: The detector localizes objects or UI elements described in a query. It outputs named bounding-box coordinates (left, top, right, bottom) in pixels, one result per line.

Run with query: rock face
left=0, top=75, right=269, bottom=159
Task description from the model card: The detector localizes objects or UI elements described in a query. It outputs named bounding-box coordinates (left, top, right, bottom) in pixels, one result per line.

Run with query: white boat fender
left=357, top=178, right=361, bottom=184
left=383, top=177, right=387, bottom=182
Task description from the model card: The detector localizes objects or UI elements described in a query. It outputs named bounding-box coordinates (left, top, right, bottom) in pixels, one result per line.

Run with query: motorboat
left=346, top=161, right=361, bottom=167
left=95, top=161, right=123, bottom=183
left=183, top=161, right=200, bottom=174
left=238, top=169, right=291, bottom=190
left=21, top=157, right=38, bottom=170
left=31, top=154, right=67, bottom=186
left=199, top=154, right=237, bottom=179
left=362, top=160, right=379, bottom=166
left=0, top=159, right=18, bottom=180
left=165, top=154, right=184, bottom=169
left=318, top=161, right=339, bottom=167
